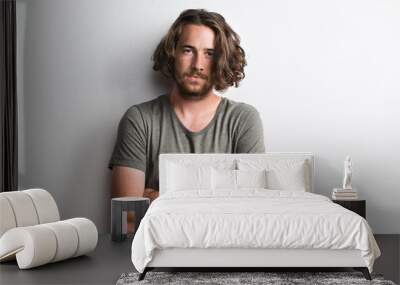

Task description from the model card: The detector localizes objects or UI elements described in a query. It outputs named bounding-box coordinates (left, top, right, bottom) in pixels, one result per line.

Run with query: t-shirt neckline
left=163, top=93, right=225, bottom=136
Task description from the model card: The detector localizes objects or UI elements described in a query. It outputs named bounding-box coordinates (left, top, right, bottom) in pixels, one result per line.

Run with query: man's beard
left=174, top=70, right=214, bottom=101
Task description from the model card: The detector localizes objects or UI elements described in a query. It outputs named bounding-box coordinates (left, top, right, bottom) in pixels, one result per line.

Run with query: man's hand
left=125, top=189, right=158, bottom=234
left=144, top=188, right=159, bottom=202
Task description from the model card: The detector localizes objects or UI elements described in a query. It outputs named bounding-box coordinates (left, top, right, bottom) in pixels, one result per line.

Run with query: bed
left=130, top=153, right=381, bottom=281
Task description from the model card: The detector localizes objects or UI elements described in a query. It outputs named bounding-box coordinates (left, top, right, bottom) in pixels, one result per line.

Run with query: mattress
left=131, top=189, right=381, bottom=273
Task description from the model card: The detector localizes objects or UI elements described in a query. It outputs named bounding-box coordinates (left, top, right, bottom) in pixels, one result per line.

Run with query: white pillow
left=166, top=162, right=212, bottom=191
left=267, top=167, right=306, bottom=191
left=211, top=168, right=268, bottom=190
left=237, top=159, right=308, bottom=191
left=211, top=168, right=237, bottom=190
left=236, top=169, right=268, bottom=189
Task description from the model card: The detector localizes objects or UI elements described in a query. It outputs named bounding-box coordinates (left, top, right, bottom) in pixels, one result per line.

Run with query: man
left=109, top=9, right=265, bottom=204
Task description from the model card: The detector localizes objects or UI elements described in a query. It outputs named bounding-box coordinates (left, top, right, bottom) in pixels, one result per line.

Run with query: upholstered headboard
left=159, top=153, right=314, bottom=195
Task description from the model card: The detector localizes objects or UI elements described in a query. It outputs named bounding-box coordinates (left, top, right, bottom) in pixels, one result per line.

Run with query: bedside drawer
left=333, top=200, right=366, bottom=219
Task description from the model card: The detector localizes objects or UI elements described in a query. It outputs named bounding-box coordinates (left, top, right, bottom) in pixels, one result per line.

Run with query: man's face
left=173, top=24, right=216, bottom=100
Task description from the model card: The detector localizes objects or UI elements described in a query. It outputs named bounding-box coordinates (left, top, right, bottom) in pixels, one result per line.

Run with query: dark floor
left=0, top=234, right=398, bottom=285
left=374, top=234, right=400, bottom=284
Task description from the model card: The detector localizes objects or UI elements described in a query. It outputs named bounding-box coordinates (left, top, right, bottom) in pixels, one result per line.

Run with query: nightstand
left=111, top=197, right=150, bottom=241
left=332, top=199, right=366, bottom=219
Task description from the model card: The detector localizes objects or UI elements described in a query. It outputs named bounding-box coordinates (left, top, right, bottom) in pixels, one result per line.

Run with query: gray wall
left=17, top=0, right=400, bottom=234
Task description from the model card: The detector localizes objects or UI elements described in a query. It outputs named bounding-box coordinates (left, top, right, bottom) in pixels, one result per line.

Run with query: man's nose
left=191, top=54, right=204, bottom=72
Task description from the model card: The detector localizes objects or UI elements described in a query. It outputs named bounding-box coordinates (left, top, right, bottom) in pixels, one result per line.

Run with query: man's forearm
left=111, top=167, right=146, bottom=198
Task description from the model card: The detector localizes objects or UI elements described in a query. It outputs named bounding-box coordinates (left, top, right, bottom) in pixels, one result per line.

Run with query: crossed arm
left=111, top=166, right=159, bottom=201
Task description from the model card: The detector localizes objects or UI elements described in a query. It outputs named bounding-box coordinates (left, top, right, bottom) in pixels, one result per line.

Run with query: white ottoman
left=0, top=189, right=98, bottom=269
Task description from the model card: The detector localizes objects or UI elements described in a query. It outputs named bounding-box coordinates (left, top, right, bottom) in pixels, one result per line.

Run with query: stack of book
left=332, top=188, right=358, bottom=200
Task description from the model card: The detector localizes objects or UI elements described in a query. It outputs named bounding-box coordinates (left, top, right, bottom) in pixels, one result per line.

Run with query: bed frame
left=140, top=248, right=371, bottom=280
left=138, top=153, right=372, bottom=281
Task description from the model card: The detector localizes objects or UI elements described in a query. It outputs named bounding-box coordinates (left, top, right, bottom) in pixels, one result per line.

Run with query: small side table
left=111, top=197, right=150, bottom=242
left=332, top=199, right=366, bottom=219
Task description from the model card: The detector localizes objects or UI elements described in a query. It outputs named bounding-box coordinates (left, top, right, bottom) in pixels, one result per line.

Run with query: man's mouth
left=186, top=73, right=206, bottom=80
left=186, top=75, right=202, bottom=82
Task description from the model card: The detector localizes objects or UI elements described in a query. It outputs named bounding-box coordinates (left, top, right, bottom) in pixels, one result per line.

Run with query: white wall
left=17, top=0, right=400, bottom=234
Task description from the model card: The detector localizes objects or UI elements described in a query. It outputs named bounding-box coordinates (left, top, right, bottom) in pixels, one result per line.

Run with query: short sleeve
left=235, top=107, right=265, bottom=153
left=108, top=107, right=147, bottom=172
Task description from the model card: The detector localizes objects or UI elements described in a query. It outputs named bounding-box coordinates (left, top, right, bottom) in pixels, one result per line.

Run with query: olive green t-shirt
left=108, top=94, right=265, bottom=190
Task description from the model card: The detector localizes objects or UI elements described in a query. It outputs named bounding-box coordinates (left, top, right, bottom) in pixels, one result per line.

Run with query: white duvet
left=131, top=190, right=381, bottom=273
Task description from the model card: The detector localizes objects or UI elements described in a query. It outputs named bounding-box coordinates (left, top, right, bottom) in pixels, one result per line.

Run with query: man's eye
left=183, top=49, right=192, bottom=53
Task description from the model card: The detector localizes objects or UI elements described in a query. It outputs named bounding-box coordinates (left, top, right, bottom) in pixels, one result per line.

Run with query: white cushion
left=42, top=221, right=79, bottom=262
left=0, top=218, right=97, bottom=269
left=0, top=189, right=60, bottom=238
left=160, top=156, right=237, bottom=194
left=159, top=154, right=313, bottom=194
left=237, top=169, right=268, bottom=189
left=64, top=218, right=98, bottom=257
left=211, top=168, right=237, bottom=190
left=0, top=196, right=17, bottom=237
left=0, top=226, right=57, bottom=268
left=23, top=189, right=60, bottom=223
left=237, top=159, right=309, bottom=191
left=211, top=169, right=268, bottom=191
left=166, top=162, right=212, bottom=191
left=0, top=191, right=39, bottom=227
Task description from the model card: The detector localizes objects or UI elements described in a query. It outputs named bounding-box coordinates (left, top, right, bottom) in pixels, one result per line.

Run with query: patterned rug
left=116, top=271, right=396, bottom=285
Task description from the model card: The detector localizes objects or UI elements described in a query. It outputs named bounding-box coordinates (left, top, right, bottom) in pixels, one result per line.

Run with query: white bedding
left=131, top=190, right=380, bottom=273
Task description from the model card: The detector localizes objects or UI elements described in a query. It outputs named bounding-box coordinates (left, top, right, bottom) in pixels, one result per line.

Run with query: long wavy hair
left=152, top=9, right=247, bottom=92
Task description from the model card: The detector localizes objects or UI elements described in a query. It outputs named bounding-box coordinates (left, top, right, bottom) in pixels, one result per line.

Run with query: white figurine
left=342, top=155, right=353, bottom=190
